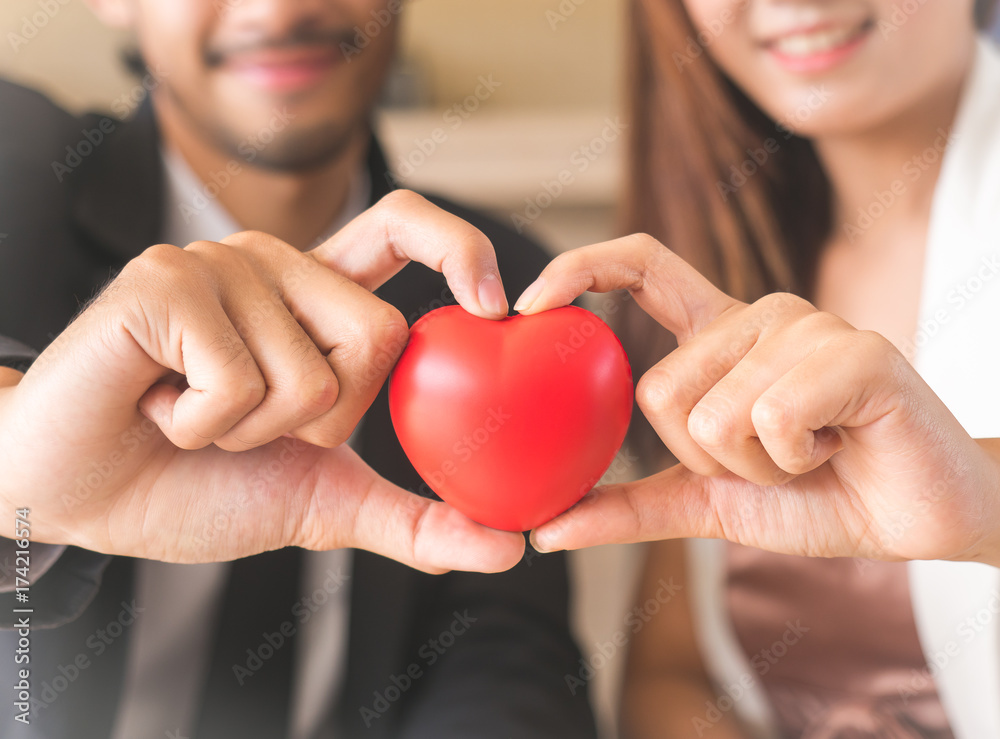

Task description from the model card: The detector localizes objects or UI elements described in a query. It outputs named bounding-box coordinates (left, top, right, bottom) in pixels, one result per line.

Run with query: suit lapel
left=27, top=557, right=137, bottom=739
left=71, top=101, right=164, bottom=263
left=327, top=551, right=419, bottom=738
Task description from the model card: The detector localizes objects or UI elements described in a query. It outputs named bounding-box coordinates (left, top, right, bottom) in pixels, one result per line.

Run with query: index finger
left=309, top=190, right=509, bottom=320
left=513, top=234, right=740, bottom=343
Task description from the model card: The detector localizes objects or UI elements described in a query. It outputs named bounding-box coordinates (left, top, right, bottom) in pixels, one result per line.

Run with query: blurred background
left=0, top=1, right=641, bottom=735
left=0, top=0, right=626, bottom=255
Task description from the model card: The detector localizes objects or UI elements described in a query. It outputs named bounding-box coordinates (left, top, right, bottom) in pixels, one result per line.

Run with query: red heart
left=389, top=305, right=633, bottom=532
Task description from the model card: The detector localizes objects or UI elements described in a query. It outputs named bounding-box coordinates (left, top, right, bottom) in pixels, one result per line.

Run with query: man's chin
left=217, top=122, right=365, bottom=174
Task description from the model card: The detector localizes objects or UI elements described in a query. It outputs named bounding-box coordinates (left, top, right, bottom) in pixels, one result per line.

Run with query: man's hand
left=520, top=234, right=1000, bottom=566
left=0, top=191, right=524, bottom=574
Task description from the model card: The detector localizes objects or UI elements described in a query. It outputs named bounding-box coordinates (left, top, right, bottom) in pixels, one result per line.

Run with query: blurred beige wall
left=0, top=0, right=132, bottom=112
left=401, top=0, right=623, bottom=109
left=0, top=0, right=623, bottom=113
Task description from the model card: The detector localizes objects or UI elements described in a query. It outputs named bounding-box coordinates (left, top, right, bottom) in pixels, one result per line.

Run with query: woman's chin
left=758, top=99, right=893, bottom=142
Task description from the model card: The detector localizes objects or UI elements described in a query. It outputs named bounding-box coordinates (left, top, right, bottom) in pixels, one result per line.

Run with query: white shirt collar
left=160, top=145, right=371, bottom=248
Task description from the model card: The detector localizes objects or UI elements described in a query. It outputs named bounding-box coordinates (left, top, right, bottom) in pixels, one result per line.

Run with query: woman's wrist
left=0, top=373, right=22, bottom=451
left=0, top=379, right=23, bottom=525
left=0, top=370, right=23, bottom=445
left=964, top=439, right=1000, bottom=568
left=0, top=367, right=23, bottom=388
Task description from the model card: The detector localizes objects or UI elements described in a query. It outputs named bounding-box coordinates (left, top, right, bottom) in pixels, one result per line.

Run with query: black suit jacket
left=0, top=80, right=596, bottom=739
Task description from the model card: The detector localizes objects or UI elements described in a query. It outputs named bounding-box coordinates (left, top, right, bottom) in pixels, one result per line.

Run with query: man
left=0, top=1, right=596, bottom=737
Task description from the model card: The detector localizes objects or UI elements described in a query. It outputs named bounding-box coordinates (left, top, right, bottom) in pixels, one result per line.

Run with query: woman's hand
left=519, top=235, right=1000, bottom=565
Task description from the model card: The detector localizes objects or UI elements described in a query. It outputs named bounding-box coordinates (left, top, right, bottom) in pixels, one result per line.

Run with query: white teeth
left=772, top=25, right=861, bottom=57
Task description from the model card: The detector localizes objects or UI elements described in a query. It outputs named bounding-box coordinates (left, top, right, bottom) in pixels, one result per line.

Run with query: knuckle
left=137, top=241, right=185, bottom=264
left=687, top=402, right=729, bottom=448
left=125, top=243, right=189, bottom=284
left=799, top=309, right=850, bottom=335
left=372, top=305, right=410, bottom=352
left=853, top=330, right=909, bottom=380
left=218, top=230, right=295, bottom=266
left=379, top=188, right=426, bottom=211
left=635, top=368, right=679, bottom=418
left=177, top=240, right=248, bottom=287
left=751, top=395, right=792, bottom=436
left=184, top=240, right=239, bottom=273
left=219, top=229, right=268, bottom=248
left=748, top=292, right=815, bottom=336
left=757, top=291, right=812, bottom=318
left=854, top=328, right=893, bottom=355
left=182, top=238, right=226, bottom=257
left=294, top=365, right=339, bottom=417
left=355, top=304, right=410, bottom=371
left=624, top=232, right=665, bottom=253
left=619, top=233, right=670, bottom=289
left=229, top=362, right=267, bottom=411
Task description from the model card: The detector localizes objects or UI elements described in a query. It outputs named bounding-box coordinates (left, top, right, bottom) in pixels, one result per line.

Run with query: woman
left=518, top=0, right=1000, bottom=736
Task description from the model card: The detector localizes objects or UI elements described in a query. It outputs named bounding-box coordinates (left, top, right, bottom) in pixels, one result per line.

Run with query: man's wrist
left=0, top=336, right=38, bottom=375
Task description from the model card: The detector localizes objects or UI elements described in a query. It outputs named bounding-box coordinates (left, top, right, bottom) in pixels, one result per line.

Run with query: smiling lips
left=223, top=45, right=342, bottom=92
left=764, top=19, right=873, bottom=74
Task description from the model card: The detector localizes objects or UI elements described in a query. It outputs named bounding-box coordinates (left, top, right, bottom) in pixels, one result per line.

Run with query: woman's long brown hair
left=618, top=0, right=998, bottom=467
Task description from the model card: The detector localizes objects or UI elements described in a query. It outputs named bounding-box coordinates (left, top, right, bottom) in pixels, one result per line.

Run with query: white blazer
left=689, top=37, right=1000, bottom=739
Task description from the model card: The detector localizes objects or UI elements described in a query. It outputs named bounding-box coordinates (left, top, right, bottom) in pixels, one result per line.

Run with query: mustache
left=204, top=27, right=357, bottom=67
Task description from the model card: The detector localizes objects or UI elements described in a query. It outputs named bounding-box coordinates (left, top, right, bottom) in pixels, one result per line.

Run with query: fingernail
left=513, top=277, right=545, bottom=313
left=529, top=528, right=558, bottom=554
left=477, top=273, right=508, bottom=317
left=815, top=426, right=844, bottom=451
left=139, top=400, right=166, bottom=427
